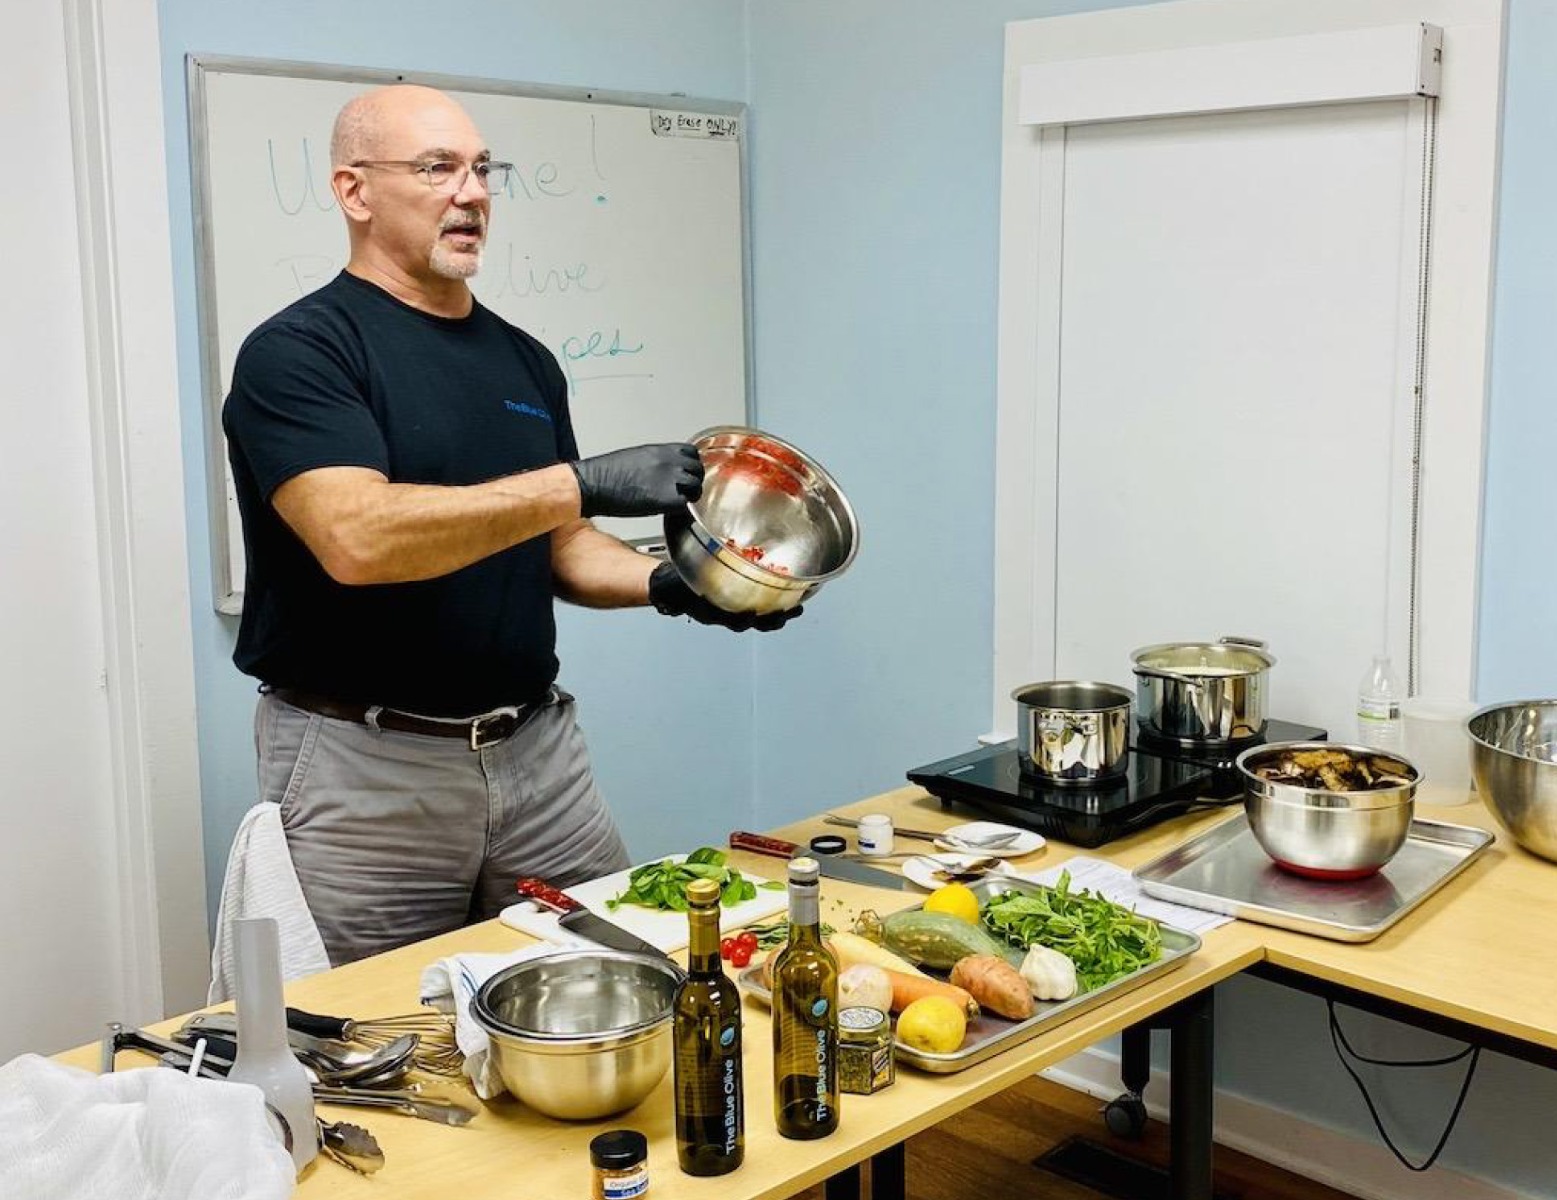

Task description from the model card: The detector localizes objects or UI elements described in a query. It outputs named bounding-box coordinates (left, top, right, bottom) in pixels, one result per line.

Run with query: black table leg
left=825, top=1162, right=861, bottom=1200
left=1168, top=987, right=1215, bottom=1200
left=870, top=1142, right=906, bottom=1200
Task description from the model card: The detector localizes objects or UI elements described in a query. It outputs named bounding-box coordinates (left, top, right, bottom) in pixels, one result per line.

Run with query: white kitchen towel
left=208, top=803, right=330, bottom=1004
left=0, top=1053, right=295, bottom=1200
left=418, top=945, right=567, bottom=1099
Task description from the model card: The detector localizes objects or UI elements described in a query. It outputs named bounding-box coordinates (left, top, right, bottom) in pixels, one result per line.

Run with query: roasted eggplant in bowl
left=1236, top=742, right=1419, bottom=880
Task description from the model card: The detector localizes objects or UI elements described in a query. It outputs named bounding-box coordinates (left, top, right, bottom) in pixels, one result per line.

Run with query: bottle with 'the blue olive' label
left=771, top=856, right=840, bottom=1139
left=673, top=877, right=745, bottom=1175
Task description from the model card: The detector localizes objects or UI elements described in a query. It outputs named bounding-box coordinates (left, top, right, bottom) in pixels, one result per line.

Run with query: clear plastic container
left=1356, top=655, right=1404, bottom=752
left=1401, top=697, right=1476, bottom=802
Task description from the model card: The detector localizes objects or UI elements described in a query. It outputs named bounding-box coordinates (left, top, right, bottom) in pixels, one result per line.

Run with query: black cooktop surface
left=906, top=718, right=1326, bottom=848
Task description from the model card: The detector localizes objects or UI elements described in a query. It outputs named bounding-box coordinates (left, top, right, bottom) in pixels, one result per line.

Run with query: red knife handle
left=515, top=877, right=582, bottom=913
left=729, top=831, right=801, bottom=859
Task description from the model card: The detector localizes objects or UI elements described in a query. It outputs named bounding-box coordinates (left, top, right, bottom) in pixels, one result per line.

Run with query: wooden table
left=55, top=783, right=1556, bottom=1199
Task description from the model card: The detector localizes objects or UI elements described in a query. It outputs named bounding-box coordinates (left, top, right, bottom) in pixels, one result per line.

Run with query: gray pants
left=255, top=690, right=630, bottom=966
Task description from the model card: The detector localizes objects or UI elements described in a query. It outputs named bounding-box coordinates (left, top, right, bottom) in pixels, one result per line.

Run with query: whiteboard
left=187, top=56, right=751, bottom=613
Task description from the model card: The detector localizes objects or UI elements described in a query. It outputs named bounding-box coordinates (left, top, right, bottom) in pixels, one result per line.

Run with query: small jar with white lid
left=856, top=814, right=894, bottom=857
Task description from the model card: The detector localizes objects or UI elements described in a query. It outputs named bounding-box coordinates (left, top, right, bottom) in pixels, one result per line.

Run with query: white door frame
left=991, top=0, right=1504, bottom=733
left=64, top=0, right=209, bottom=1019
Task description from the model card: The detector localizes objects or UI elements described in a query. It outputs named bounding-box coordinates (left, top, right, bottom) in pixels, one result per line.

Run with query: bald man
left=222, top=86, right=796, bottom=965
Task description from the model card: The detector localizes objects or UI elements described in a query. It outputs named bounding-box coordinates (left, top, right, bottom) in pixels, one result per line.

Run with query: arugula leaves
left=980, top=871, right=1163, bottom=992
left=606, top=846, right=784, bottom=912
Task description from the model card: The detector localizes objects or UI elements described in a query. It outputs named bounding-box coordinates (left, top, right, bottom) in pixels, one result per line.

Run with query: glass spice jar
left=837, top=1006, right=894, bottom=1095
left=590, top=1129, right=649, bottom=1199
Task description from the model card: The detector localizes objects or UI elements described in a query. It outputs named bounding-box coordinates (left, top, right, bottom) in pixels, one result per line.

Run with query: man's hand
left=569, top=444, right=703, bottom=519
left=648, top=562, right=802, bottom=632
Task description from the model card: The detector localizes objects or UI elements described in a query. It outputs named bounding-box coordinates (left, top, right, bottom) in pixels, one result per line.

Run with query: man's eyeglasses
left=351, top=159, right=514, bottom=195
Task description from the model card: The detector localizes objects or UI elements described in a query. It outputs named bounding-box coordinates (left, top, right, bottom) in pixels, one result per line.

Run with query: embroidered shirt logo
left=503, top=399, right=553, bottom=423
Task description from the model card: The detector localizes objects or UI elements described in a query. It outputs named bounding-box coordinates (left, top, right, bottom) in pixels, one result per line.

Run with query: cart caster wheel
left=1103, top=1094, right=1148, bottom=1140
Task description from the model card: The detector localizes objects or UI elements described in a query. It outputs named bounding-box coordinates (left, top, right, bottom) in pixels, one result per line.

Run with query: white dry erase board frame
left=187, top=55, right=752, bottom=614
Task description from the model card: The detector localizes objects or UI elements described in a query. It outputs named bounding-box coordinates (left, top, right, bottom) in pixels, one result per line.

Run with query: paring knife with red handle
left=728, top=831, right=912, bottom=890
left=514, top=877, right=675, bottom=961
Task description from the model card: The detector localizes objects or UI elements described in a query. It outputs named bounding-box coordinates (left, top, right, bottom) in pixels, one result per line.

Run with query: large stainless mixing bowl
left=665, top=426, right=859, bottom=615
left=1237, top=742, right=1419, bottom=880
left=1467, top=700, right=1557, bottom=863
left=471, top=950, right=683, bottom=1120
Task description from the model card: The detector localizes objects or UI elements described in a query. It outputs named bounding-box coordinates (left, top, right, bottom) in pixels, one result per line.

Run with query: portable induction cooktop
left=906, top=717, right=1326, bottom=848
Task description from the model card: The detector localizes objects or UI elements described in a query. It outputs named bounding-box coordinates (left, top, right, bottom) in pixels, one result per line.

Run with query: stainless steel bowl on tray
left=1236, top=741, right=1419, bottom=880
left=1467, top=699, right=1557, bottom=863
left=470, top=950, right=683, bottom=1120
left=664, top=426, right=859, bottom=615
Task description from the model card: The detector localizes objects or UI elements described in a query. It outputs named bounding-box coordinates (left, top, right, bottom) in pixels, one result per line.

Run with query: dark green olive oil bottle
left=673, top=878, right=745, bottom=1175
left=771, top=857, right=840, bottom=1139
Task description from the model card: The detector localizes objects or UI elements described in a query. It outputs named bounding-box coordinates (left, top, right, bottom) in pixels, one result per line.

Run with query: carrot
left=884, top=968, right=979, bottom=1020
left=949, top=955, right=1035, bottom=1021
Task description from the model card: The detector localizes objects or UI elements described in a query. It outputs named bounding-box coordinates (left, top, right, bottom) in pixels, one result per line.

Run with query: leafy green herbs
left=979, top=872, right=1162, bottom=992
left=745, top=918, right=835, bottom=949
left=606, top=847, right=785, bottom=912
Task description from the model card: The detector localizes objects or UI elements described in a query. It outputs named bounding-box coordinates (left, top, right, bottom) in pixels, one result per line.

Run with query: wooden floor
left=785, top=1075, right=1359, bottom=1200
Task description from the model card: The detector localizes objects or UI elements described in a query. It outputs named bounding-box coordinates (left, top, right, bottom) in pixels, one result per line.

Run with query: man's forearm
left=273, top=463, right=582, bottom=584
left=550, top=519, right=658, bottom=608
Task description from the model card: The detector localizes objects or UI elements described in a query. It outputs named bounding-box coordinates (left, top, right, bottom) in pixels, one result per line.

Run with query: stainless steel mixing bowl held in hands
left=1236, top=742, right=1419, bottom=880
left=664, top=426, right=859, bottom=615
left=470, top=950, right=684, bottom=1121
left=1467, top=699, right=1557, bottom=863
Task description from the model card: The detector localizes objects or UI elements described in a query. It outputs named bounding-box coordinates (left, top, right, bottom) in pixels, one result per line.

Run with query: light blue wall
left=1476, top=0, right=1557, bottom=701
left=154, top=0, right=760, bottom=915
left=156, top=0, right=1554, bottom=1193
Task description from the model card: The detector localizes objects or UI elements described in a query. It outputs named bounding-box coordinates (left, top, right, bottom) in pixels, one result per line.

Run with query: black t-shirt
left=223, top=271, right=578, bottom=716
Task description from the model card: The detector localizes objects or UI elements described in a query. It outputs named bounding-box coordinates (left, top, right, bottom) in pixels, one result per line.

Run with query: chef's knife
left=514, top=877, right=676, bottom=961
left=728, top=831, right=914, bottom=890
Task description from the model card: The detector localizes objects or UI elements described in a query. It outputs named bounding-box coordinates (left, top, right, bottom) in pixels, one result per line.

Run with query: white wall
left=0, top=0, right=206, bottom=1058
left=0, top=1, right=128, bottom=1059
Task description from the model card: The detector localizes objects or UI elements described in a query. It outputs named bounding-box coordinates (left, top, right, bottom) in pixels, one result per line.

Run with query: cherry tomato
left=734, top=930, right=759, bottom=955
left=719, top=937, right=736, bottom=960
left=729, top=944, right=753, bottom=968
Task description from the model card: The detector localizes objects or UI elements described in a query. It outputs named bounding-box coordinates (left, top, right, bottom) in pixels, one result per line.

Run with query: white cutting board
left=499, top=855, right=788, bottom=953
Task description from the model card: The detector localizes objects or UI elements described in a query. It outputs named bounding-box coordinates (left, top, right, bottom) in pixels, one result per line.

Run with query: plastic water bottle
left=1356, top=655, right=1404, bottom=751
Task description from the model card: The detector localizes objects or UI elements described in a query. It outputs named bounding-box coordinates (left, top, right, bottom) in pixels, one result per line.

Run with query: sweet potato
left=950, top=954, right=1035, bottom=1020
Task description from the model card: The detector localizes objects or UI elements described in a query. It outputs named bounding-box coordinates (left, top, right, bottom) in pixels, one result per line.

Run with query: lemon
left=922, top=882, right=980, bottom=924
left=896, top=995, right=968, bottom=1055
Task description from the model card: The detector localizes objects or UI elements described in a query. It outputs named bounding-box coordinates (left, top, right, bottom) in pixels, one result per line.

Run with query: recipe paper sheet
left=1014, top=857, right=1233, bottom=935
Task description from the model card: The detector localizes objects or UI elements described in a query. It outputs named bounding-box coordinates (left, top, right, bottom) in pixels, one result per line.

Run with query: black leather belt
left=270, top=687, right=557, bottom=751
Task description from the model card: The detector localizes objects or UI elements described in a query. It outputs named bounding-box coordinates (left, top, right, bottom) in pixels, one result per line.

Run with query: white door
left=0, top=0, right=206, bottom=1058
left=992, top=0, right=1503, bottom=739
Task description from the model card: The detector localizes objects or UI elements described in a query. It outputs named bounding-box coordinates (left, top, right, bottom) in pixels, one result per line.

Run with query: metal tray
left=1133, top=815, right=1494, bottom=943
left=736, top=876, right=1200, bottom=1074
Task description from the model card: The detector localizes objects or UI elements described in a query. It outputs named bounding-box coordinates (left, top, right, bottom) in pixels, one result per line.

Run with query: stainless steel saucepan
left=1131, top=636, right=1275, bottom=745
left=1013, top=681, right=1133, bottom=785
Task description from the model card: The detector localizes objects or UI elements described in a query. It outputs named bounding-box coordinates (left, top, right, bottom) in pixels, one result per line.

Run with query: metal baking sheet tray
left=1133, top=815, right=1494, bottom=943
left=737, top=876, right=1200, bottom=1074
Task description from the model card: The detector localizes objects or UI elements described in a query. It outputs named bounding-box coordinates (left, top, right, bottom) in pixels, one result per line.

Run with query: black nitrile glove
left=648, top=562, right=801, bottom=633
left=568, top=443, right=703, bottom=518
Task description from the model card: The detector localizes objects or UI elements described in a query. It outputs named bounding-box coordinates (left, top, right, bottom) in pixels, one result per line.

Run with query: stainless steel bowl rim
left=470, top=949, right=682, bottom=1044
left=1236, top=741, right=1421, bottom=809
left=686, top=425, right=861, bottom=585
left=1011, top=680, right=1134, bottom=712
left=480, top=1019, right=668, bottom=1056
left=1467, top=698, right=1557, bottom=765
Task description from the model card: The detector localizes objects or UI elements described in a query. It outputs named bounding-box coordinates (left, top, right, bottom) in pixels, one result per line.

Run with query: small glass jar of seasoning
left=591, top=1129, right=649, bottom=1199
left=837, top=1006, right=895, bottom=1095
left=856, top=814, right=894, bottom=857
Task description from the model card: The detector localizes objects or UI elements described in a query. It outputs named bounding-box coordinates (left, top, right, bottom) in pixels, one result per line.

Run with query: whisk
left=287, top=1007, right=463, bottom=1076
